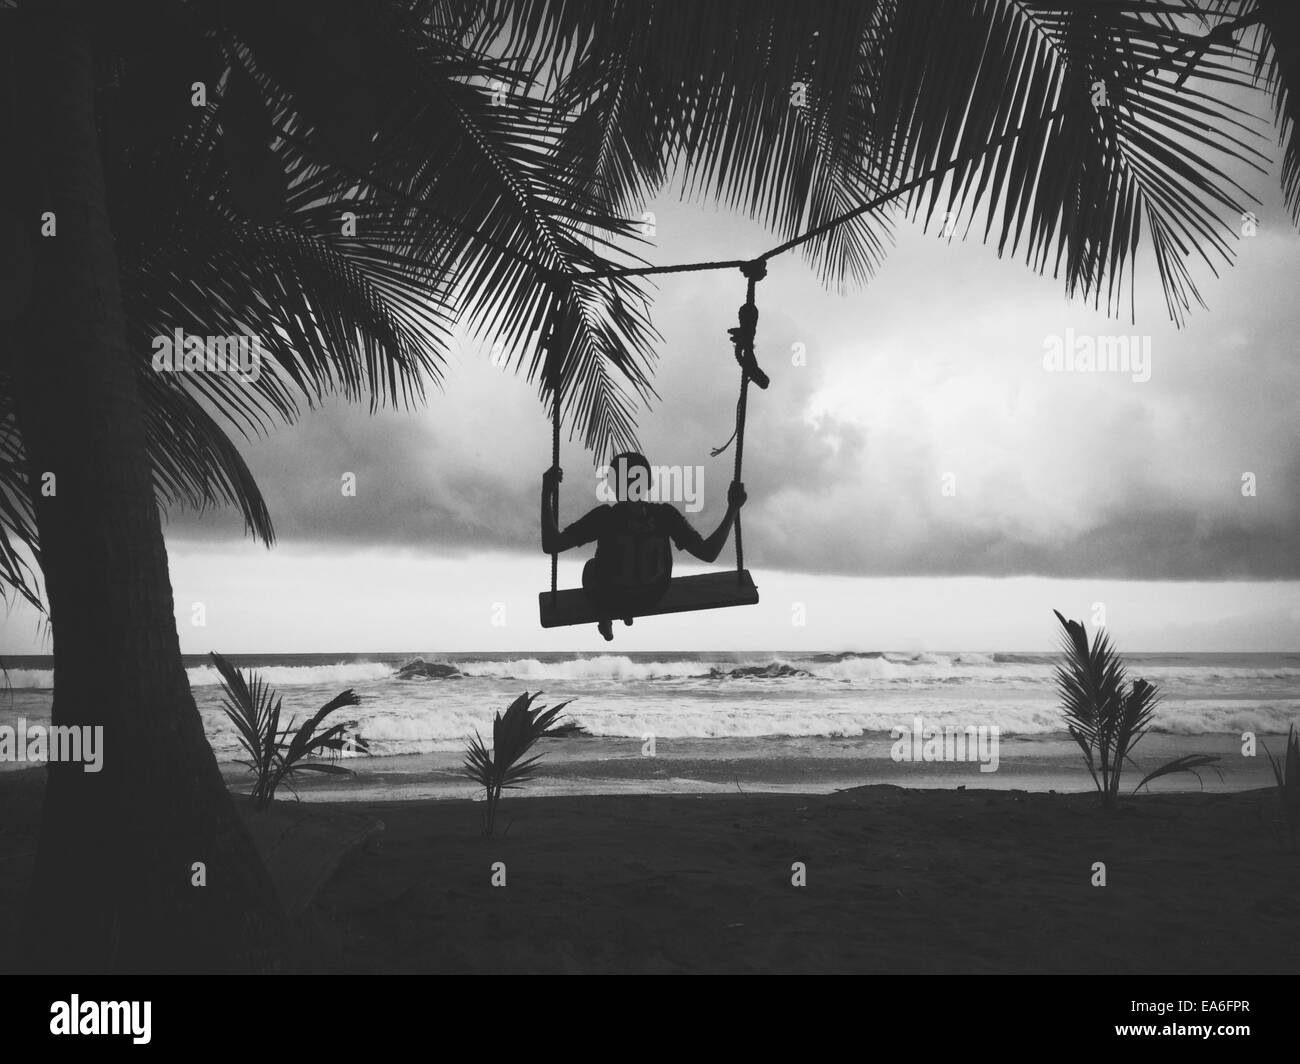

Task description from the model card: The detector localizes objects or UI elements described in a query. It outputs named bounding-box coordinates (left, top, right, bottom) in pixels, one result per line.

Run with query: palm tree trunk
left=8, top=0, right=284, bottom=971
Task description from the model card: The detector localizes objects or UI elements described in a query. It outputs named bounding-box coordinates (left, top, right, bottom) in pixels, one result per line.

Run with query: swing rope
left=709, top=259, right=768, bottom=579
left=547, top=262, right=765, bottom=598
left=730, top=260, right=767, bottom=578
left=550, top=366, right=560, bottom=604
left=546, top=285, right=567, bottom=606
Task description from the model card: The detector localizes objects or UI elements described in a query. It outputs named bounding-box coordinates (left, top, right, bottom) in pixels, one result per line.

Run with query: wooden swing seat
left=538, top=569, right=759, bottom=628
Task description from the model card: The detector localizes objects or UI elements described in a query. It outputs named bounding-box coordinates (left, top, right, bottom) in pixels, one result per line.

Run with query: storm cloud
left=165, top=193, right=1300, bottom=583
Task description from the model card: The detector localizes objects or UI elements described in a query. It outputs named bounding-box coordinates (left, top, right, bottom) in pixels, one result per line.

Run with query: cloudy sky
left=5, top=135, right=1299, bottom=654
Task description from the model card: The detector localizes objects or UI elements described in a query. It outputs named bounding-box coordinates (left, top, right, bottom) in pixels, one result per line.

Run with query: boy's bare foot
left=598, top=618, right=614, bottom=641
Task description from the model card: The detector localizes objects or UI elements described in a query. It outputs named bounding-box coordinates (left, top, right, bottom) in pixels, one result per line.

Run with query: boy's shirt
left=562, top=502, right=707, bottom=589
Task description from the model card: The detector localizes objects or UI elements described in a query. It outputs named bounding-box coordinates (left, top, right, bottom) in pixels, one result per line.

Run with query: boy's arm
left=676, top=482, right=747, bottom=564
left=542, top=468, right=604, bottom=553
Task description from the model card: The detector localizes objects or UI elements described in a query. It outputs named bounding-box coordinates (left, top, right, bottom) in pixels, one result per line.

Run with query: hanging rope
left=550, top=364, right=560, bottom=604
left=709, top=260, right=768, bottom=579
left=545, top=284, right=569, bottom=606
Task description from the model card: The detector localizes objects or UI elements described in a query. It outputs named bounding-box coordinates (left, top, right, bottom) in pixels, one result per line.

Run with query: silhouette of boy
left=542, top=452, right=746, bottom=640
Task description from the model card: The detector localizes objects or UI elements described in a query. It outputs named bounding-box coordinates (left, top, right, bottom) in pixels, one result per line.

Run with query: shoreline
left=223, top=732, right=1274, bottom=802
left=0, top=732, right=1274, bottom=801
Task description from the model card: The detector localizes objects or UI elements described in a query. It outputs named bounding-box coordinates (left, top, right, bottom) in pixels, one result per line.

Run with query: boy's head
left=610, top=451, right=651, bottom=502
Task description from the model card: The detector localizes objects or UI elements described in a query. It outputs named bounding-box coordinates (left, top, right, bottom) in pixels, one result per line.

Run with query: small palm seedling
left=1262, top=725, right=1300, bottom=853
left=463, top=691, right=571, bottom=836
left=212, top=651, right=369, bottom=811
left=1053, top=611, right=1219, bottom=811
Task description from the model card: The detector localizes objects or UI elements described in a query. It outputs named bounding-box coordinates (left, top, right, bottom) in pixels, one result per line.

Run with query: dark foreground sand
left=2, top=770, right=1297, bottom=972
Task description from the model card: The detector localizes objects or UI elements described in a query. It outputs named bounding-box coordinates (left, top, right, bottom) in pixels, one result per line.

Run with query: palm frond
left=868, top=1, right=1269, bottom=324
left=181, top=5, right=655, bottom=457
left=471, top=0, right=898, bottom=292
left=463, top=691, right=571, bottom=834
left=376, top=57, right=661, bottom=454
left=1131, top=752, right=1223, bottom=793
left=0, top=401, right=42, bottom=611
left=1053, top=608, right=1127, bottom=747
left=1242, top=0, right=1300, bottom=223
left=211, top=651, right=366, bottom=809
left=211, top=650, right=280, bottom=792
left=1262, top=724, right=1300, bottom=850
left=1052, top=609, right=1174, bottom=810
left=282, top=690, right=363, bottom=766
left=137, top=371, right=275, bottom=544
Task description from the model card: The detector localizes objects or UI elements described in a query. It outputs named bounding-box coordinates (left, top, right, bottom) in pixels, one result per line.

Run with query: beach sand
left=2, top=768, right=1296, bottom=973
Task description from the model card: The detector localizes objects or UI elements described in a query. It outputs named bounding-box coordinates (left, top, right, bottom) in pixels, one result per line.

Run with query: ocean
left=3, top=651, right=1296, bottom=774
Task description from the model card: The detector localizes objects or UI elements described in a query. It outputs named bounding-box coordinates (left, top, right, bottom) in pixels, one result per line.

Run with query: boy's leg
left=617, top=577, right=670, bottom=627
left=582, top=559, right=616, bottom=641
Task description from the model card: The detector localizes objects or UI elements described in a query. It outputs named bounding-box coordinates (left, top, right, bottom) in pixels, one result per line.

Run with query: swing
left=538, top=261, right=769, bottom=629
